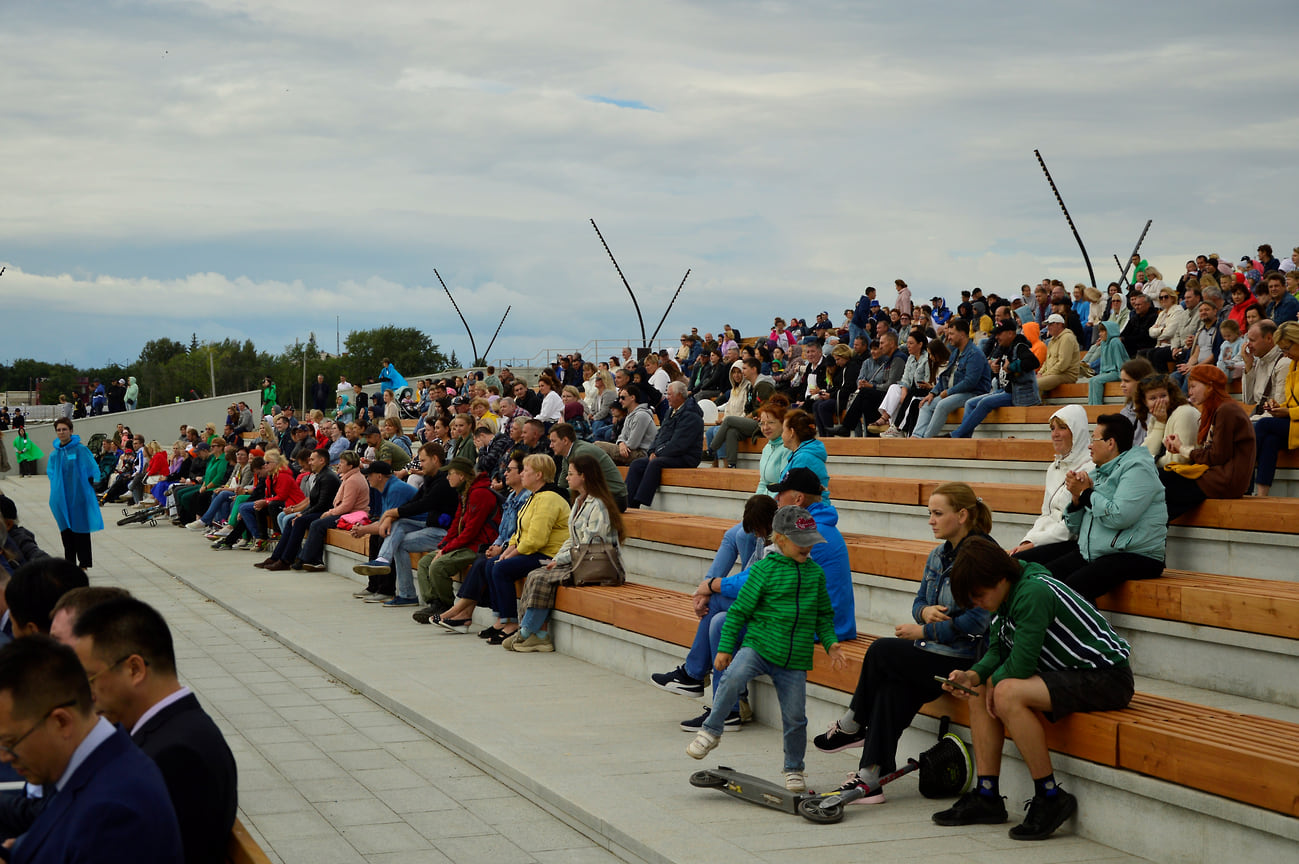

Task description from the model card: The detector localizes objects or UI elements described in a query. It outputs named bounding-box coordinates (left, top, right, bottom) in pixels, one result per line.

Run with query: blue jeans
left=685, top=594, right=734, bottom=681
left=1089, top=371, right=1120, bottom=404
left=913, top=391, right=977, bottom=438
left=1254, top=416, right=1292, bottom=487
left=951, top=390, right=1013, bottom=438
left=703, top=646, right=808, bottom=772
left=704, top=522, right=760, bottom=583
left=202, top=490, right=236, bottom=525
left=381, top=520, right=447, bottom=600
left=591, top=418, right=613, bottom=442
left=848, top=323, right=868, bottom=349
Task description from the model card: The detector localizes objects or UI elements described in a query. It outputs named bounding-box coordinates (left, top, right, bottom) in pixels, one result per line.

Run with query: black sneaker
left=650, top=665, right=706, bottom=697
left=1009, top=789, right=1077, bottom=841
left=813, top=720, right=866, bottom=753
left=411, top=605, right=440, bottom=625
left=679, top=707, right=742, bottom=732
left=932, top=791, right=1008, bottom=826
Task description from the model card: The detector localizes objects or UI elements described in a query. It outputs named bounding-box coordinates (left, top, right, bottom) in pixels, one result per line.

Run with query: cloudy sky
left=4, top=0, right=1297, bottom=370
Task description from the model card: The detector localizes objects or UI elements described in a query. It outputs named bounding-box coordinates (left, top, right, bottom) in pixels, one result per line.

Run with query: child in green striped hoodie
left=686, top=505, right=847, bottom=793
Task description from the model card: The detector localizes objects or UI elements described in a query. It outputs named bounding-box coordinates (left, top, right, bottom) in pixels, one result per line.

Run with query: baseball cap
left=363, top=460, right=392, bottom=476
left=768, top=467, right=823, bottom=497
left=993, top=320, right=1017, bottom=335
left=1045, top=313, right=1066, bottom=325
left=772, top=506, right=826, bottom=546
left=445, top=456, right=476, bottom=476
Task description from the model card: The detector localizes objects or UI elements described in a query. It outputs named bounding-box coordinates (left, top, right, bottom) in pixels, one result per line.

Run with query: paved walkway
left=2, top=475, right=1147, bottom=864
left=3, top=476, right=618, bottom=864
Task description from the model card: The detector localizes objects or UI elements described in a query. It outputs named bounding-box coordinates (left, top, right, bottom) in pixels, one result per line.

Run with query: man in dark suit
left=0, top=636, right=182, bottom=863
left=72, top=598, right=236, bottom=864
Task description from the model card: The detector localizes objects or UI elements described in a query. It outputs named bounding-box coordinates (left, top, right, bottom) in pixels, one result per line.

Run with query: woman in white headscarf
left=1009, top=404, right=1094, bottom=566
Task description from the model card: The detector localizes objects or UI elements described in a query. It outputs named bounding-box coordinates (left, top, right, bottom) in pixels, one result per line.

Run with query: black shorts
left=1040, top=664, right=1134, bottom=721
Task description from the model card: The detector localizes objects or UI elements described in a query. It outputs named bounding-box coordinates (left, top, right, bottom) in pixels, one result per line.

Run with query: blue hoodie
left=719, top=500, right=856, bottom=641
left=781, top=438, right=830, bottom=504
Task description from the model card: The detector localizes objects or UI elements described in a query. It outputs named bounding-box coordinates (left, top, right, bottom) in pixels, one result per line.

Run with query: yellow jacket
left=510, top=487, right=570, bottom=556
left=1284, top=360, right=1299, bottom=450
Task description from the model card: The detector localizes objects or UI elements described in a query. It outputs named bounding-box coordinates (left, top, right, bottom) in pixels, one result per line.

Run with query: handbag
left=570, top=536, right=625, bottom=586
left=1164, top=462, right=1209, bottom=479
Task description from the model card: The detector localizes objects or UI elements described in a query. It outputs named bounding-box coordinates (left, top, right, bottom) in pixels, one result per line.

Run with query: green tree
left=342, top=327, right=451, bottom=383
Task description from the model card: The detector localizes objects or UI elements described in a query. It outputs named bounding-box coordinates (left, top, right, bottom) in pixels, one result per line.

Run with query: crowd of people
left=3, top=242, right=1296, bottom=848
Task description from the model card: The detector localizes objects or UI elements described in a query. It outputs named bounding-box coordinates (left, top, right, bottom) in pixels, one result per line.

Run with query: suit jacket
left=132, top=694, right=237, bottom=864
left=12, top=725, right=182, bottom=864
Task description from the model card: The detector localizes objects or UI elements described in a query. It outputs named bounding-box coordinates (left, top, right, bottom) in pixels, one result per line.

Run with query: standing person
left=46, top=419, right=103, bottom=569
left=260, top=377, right=278, bottom=418
left=0, top=429, right=11, bottom=475
left=14, top=429, right=42, bottom=477
left=310, top=374, right=331, bottom=413
left=124, top=376, right=139, bottom=410
left=894, top=279, right=913, bottom=317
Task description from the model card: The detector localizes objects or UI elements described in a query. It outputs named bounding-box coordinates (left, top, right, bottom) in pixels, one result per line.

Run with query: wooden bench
left=548, top=575, right=1299, bottom=816
left=1043, top=381, right=1242, bottom=401
left=623, top=510, right=1299, bottom=641
left=228, top=818, right=273, bottom=864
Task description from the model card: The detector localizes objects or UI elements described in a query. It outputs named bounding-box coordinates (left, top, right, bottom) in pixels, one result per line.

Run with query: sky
left=4, top=0, right=1298, bottom=370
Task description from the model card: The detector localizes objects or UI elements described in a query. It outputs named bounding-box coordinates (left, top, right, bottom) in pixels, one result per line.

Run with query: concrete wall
left=2, top=389, right=262, bottom=477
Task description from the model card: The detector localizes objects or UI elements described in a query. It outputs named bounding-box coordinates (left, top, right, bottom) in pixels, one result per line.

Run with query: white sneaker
left=881, top=426, right=905, bottom=439
left=686, top=729, right=719, bottom=760
left=784, top=771, right=806, bottom=793
left=234, top=539, right=252, bottom=550
left=186, top=519, right=206, bottom=530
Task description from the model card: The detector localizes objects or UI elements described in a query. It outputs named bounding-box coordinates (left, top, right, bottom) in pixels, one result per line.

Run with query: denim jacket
left=910, top=536, right=991, bottom=659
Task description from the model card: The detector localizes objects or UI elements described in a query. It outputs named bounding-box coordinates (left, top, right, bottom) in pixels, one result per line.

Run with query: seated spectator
left=951, top=321, right=1040, bottom=438
left=830, top=332, right=905, bottom=438
left=353, top=444, right=458, bottom=607
left=1009, top=406, right=1093, bottom=566
left=689, top=349, right=727, bottom=401
left=381, top=417, right=412, bottom=457
left=0, top=498, right=47, bottom=574
left=1086, top=320, right=1129, bottom=405
left=72, top=598, right=237, bottom=864
left=227, top=450, right=303, bottom=553
left=411, top=461, right=500, bottom=623
left=1159, top=364, right=1256, bottom=520
left=255, top=447, right=341, bottom=571
left=709, top=359, right=776, bottom=469
left=473, top=424, right=512, bottom=479
left=1119, top=291, right=1158, bottom=357
left=654, top=468, right=855, bottom=731
left=1216, top=318, right=1245, bottom=380
left=936, top=537, right=1133, bottom=841
left=364, top=423, right=410, bottom=472
left=808, top=344, right=856, bottom=436
left=173, top=443, right=234, bottom=527
left=549, top=423, right=627, bottom=511
left=913, top=319, right=991, bottom=438
left=625, top=382, right=704, bottom=509
left=193, top=450, right=256, bottom=533
left=586, top=370, right=617, bottom=440
left=778, top=409, right=830, bottom=503
left=1171, top=301, right=1221, bottom=392
left=1023, top=320, right=1047, bottom=366
left=1040, top=413, right=1166, bottom=601
left=534, top=375, right=565, bottom=429
left=1263, top=271, right=1299, bottom=324
left=877, top=334, right=949, bottom=438
left=1116, top=357, right=1156, bottom=448
left=814, top=483, right=992, bottom=804
left=506, top=454, right=626, bottom=653
left=6, top=557, right=89, bottom=636
left=1226, top=282, right=1258, bottom=334
left=1135, top=375, right=1200, bottom=470
left=346, top=461, right=419, bottom=601
left=0, top=637, right=183, bottom=863
left=1035, top=313, right=1080, bottom=395
left=1251, top=322, right=1299, bottom=497
left=292, top=451, right=369, bottom=571
left=1244, top=320, right=1290, bottom=425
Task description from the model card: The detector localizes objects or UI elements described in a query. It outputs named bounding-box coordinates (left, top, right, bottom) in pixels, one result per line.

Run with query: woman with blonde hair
left=815, top=482, right=991, bottom=803
left=1251, top=321, right=1299, bottom=497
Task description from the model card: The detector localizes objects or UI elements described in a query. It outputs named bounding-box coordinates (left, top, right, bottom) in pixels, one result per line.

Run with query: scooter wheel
left=798, top=796, right=844, bottom=824
left=689, top=771, right=727, bottom=789
left=116, top=515, right=141, bottom=526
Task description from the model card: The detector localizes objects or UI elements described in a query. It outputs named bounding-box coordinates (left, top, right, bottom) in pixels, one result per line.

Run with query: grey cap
left=772, top=505, right=825, bottom=546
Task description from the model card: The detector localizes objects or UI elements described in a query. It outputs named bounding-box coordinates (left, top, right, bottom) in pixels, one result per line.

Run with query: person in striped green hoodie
left=933, top=536, right=1133, bottom=841
left=685, top=505, right=847, bottom=794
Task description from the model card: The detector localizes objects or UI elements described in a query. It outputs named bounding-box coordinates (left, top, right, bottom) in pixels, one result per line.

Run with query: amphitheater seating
left=228, top=819, right=273, bottom=864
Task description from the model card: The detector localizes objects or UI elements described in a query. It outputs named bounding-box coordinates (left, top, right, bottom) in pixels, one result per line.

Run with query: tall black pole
left=648, top=269, right=691, bottom=344
left=1117, top=219, right=1153, bottom=287
left=434, top=268, right=479, bottom=365
left=483, top=306, right=511, bottom=362
left=1034, top=150, right=1096, bottom=289
left=591, top=219, right=647, bottom=348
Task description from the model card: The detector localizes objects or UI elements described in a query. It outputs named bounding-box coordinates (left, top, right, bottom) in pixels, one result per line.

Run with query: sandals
left=486, top=628, right=517, bottom=646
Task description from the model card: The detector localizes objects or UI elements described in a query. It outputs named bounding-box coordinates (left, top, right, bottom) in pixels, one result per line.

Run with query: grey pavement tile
left=249, top=809, right=338, bottom=842
left=296, top=775, right=376, bottom=804
left=292, top=718, right=358, bottom=738
left=533, top=848, right=623, bottom=864
left=339, top=823, right=433, bottom=855
left=256, top=740, right=327, bottom=762
left=239, top=788, right=317, bottom=816
left=277, top=758, right=349, bottom=782
left=243, top=725, right=310, bottom=746
left=310, top=732, right=383, bottom=753
left=492, top=817, right=596, bottom=853
left=313, top=798, right=406, bottom=829
left=239, top=767, right=295, bottom=793
left=350, top=765, right=429, bottom=793
left=365, top=852, right=454, bottom=864
left=462, top=795, right=550, bottom=827
left=369, top=784, right=460, bottom=815
left=400, top=809, right=497, bottom=840
left=332, top=748, right=402, bottom=773
left=280, top=704, right=348, bottom=723
left=273, top=836, right=368, bottom=864
left=433, top=835, right=537, bottom=864
left=438, top=775, right=514, bottom=801
left=405, top=757, right=489, bottom=784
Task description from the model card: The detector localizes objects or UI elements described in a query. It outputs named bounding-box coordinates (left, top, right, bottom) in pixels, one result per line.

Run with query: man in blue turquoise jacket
left=913, top=319, right=991, bottom=438
left=1042, top=413, right=1166, bottom=601
left=650, top=468, right=855, bottom=729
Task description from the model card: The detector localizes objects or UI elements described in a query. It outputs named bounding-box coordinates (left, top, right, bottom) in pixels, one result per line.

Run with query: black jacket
left=133, top=693, right=238, bottom=864
left=304, top=468, right=341, bottom=515
left=396, top=468, right=460, bottom=529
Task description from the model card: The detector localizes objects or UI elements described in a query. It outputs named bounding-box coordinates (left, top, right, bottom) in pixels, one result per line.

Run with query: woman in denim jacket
left=813, top=482, right=992, bottom=803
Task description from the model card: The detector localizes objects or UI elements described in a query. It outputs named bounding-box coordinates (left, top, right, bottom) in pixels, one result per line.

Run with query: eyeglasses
left=0, top=699, right=76, bottom=761
left=87, top=654, right=143, bottom=686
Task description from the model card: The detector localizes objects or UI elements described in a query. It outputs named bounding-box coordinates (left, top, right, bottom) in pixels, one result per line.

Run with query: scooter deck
left=690, top=766, right=811, bottom=814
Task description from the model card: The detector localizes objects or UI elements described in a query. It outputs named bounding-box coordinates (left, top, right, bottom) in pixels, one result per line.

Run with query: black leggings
left=61, top=530, right=92, bottom=569
left=1042, top=550, right=1164, bottom=602
left=849, top=638, right=973, bottom=775
left=1159, top=471, right=1208, bottom=521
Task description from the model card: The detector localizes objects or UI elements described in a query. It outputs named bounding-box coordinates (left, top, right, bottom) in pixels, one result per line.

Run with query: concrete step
left=620, top=537, right=1299, bottom=710
left=649, top=485, right=1296, bottom=583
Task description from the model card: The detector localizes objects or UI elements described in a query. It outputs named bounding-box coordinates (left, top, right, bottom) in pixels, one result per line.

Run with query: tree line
left=1, top=326, right=458, bottom=409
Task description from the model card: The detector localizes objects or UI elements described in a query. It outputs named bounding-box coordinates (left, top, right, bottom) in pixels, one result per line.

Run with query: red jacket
left=439, top=474, right=500, bottom=553
left=264, top=468, right=306, bottom=506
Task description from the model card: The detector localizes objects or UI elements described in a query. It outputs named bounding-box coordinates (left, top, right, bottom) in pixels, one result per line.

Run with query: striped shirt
left=971, top=563, right=1130, bottom=687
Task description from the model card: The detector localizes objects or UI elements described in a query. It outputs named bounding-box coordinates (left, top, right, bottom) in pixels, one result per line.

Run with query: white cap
left=1045, top=313, right=1066, bottom=325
